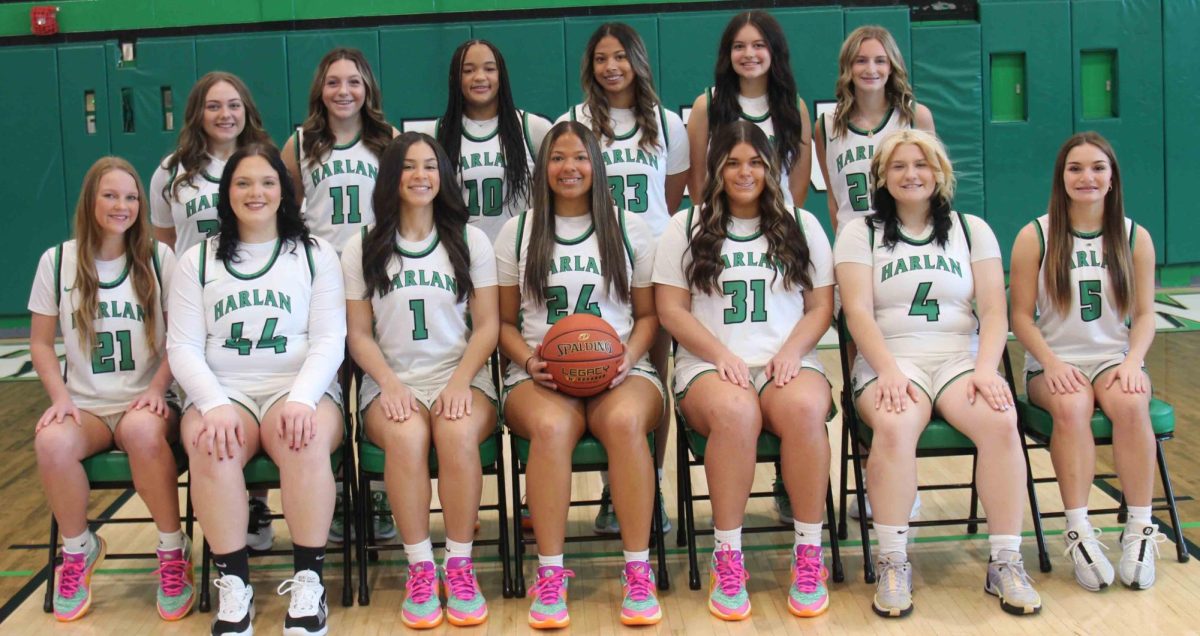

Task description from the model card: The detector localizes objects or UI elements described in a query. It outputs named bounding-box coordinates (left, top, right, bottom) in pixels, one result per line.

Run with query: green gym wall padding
left=562, top=16, right=661, bottom=110
left=911, top=23, right=984, bottom=225
left=379, top=25, right=472, bottom=126
left=286, top=30, right=380, bottom=132
left=195, top=34, right=292, bottom=145
left=471, top=20, right=568, bottom=120
left=2, top=46, right=67, bottom=315
left=1072, top=0, right=1164, bottom=262
left=842, top=6, right=910, bottom=67
left=104, top=37, right=197, bottom=199
left=57, top=44, right=112, bottom=214
left=655, top=11, right=729, bottom=116
left=1164, top=1, right=1200, bottom=264
left=980, top=0, right=1072, bottom=264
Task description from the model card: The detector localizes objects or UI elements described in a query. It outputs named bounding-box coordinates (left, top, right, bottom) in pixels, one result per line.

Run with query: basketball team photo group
left=11, top=2, right=1196, bottom=634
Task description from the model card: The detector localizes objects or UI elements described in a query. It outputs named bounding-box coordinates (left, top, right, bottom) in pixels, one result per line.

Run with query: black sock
left=294, top=544, right=326, bottom=581
left=213, top=547, right=250, bottom=584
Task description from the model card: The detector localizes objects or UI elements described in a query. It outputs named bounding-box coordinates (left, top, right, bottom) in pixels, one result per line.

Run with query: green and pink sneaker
left=154, top=535, right=195, bottom=621
left=401, top=561, right=443, bottom=629
left=528, top=565, right=574, bottom=629
left=708, top=545, right=751, bottom=621
left=620, top=561, right=662, bottom=626
left=788, top=544, right=830, bottom=617
left=443, top=557, right=488, bottom=626
left=53, top=533, right=106, bottom=622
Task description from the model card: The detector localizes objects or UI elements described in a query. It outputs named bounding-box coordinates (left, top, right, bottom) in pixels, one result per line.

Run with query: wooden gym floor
left=0, top=334, right=1198, bottom=634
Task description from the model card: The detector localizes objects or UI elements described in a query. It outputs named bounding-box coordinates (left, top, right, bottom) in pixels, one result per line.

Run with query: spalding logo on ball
left=540, top=313, right=624, bottom=397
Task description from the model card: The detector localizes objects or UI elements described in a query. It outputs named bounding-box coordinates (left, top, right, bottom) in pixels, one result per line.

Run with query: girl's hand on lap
left=279, top=401, right=316, bottom=450
left=379, top=379, right=420, bottom=422
left=714, top=349, right=751, bottom=389
left=197, top=404, right=244, bottom=460
left=433, top=380, right=474, bottom=420
left=1105, top=360, right=1148, bottom=394
left=966, top=370, right=1013, bottom=412
left=767, top=346, right=804, bottom=387
left=36, top=397, right=82, bottom=433
left=129, top=389, right=168, bottom=417
left=874, top=367, right=919, bottom=413
left=1044, top=359, right=1086, bottom=395
left=527, top=346, right=557, bottom=391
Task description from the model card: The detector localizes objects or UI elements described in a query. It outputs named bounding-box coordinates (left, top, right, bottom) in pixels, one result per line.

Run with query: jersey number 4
left=91, top=330, right=134, bottom=374
left=608, top=175, right=648, bottom=213
left=908, top=282, right=941, bottom=321
left=223, top=319, right=288, bottom=355
left=723, top=279, right=767, bottom=324
left=330, top=185, right=361, bottom=225
left=545, top=284, right=601, bottom=324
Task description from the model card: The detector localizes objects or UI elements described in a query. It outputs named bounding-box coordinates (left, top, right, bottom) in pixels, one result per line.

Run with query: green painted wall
left=1, top=0, right=1193, bottom=315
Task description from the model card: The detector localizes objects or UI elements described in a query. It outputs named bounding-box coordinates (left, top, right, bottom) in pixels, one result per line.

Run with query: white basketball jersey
left=707, top=88, right=794, bottom=208
left=296, top=130, right=380, bottom=252
left=151, top=157, right=225, bottom=255
left=33, top=240, right=171, bottom=415
left=672, top=208, right=826, bottom=369
left=193, top=236, right=323, bottom=394
left=436, top=111, right=542, bottom=242
left=509, top=212, right=639, bottom=349
left=1026, top=214, right=1134, bottom=368
left=857, top=213, right=980, bottom=356
left=565, top=104, right=677, bottom=237
left=820, top=108, right=905, bottom=233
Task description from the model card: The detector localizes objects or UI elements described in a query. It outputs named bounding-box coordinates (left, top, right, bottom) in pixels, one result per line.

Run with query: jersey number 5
left=545, top=284, right=601, bottom=324
left=1078, top=279, right=1102, bottom=322
left=908, top=282, right=941, bottom=321
left=223, top=319, right=288, bottom=355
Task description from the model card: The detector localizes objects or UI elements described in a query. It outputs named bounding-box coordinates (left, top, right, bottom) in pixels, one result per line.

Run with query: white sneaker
left=278, top=570, right=328, bottom=635
left=849, top=492, right=921, bottom=521
left=212, top=575, right=254, bottom=636
left=1062, top=527, right=1115, bottom=591
left=1119, top=522, right=1167, bottom=590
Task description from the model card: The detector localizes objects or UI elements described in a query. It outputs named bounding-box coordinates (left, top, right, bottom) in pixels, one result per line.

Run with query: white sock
left=62, top=530, right=93, bottom=555
left=624, top=549, right=650, bottom=564
left=538, top=554, right=564, bottom=569
left=794, top=520, right=823, bottom=548
left=657, top=468, right=665, bottom=483
left=874, top=523, right=909, bottom=557
left=1064, top=507, right=1091, bottom=533
left=157, top=529, right=185, bottom=551
left=443, top=538, right=473, bottom=563
left=1126, top=505, right=1153, bottom=526
left=403, top=538, right=435, bottom=565
left=989, top=534, right=1022, bottom=559
left=600, top=471, right=610, bottom=488
left=713, top=526, right=742, bottom=552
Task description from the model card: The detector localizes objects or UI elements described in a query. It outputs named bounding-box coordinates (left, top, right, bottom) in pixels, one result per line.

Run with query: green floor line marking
left=0, top=571, right=34, bottom=578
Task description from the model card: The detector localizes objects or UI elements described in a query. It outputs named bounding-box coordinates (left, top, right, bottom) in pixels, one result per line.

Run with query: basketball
left=539, top=313, right=625, bottom=397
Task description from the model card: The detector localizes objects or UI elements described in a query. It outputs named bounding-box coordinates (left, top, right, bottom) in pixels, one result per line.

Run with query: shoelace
left=876, top=558, right=909, bottom=596
left=154, top=557, right=190, bottom=597
left=792, top=546, right=829, bottom=593
left=624, top=564, right=654, bottom=602
left=56, top=557, right=85, bottom=599
left=213, top=577, right=249, bottom=620
left=277, top=575, right=320, bottom=614
left=1124, top=528, right=1167, bottom=564
left=406, top=565, right=437, bottom=604
left=445, top=563, right=479, bottom=601
left=996, top=558, right=1037, bottom=592
left=713, top=547, right=748, bottom=596
left=1063, top=527, right=1110, bottom=560
left=531, top=568, right=575, bottom=606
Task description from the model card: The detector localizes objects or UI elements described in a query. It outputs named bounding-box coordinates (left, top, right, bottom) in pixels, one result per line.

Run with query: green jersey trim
left=1033, top=220, right=1046, bottom=264
left=514, top=211, right=527, bottom=256
left=1071, top=227, right=1102, bottom=239
left=896, top=225, right=936, bottom=246
left=957, top=212, right=973, bottom=252
left=304, top=242, right=317, bottom=280
left=522, top=111, right=537, bottom=156
left=151, top=239, right=163, bottom=289
left=293, top=130, right=302, bottom=165
left=98, top=257, right=132, bottom=289
left=224, top=239, right=283, bottom=280
left=53, top=243, right=64, bottom=305
left=726, top=216, right=764, bottom=242
left=555, top=220, right=595, bottom=245
left=619, top=209, right=635, bottom=263
left=658, top=104, right=670, bottom=147
left=198, top=240, right=208, bottom=287
left=462, top=122, right=499, bottom=143
left=847, top=108, right=895, bottom=137
left=395, top=232, right=441, bottom=258
left=1129, top=221, right=1137, bottom=250
left=333, top=133, right=362, bottom=151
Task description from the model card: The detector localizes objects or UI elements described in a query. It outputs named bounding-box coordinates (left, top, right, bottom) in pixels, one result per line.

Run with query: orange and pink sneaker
left=708, top=545, right=751, bottom=621
left=788, top=544, right=830, bottom=617
left=401, top=561, right=443, bottom=629
left=528, top=565, right=574, bottom=629
left=619, top=561, right=662, bottom=626
left=53, top=533, right=106, bottom=621
left=443, top=557, right=488, bottom=626
left=154, top=535, right=195, bottom=620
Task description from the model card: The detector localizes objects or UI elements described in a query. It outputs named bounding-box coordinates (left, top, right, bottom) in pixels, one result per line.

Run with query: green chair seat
left=513, top=434, right=610, bottom=465
left=82, top=447, right=187, bottom=483
left=243, top=447, right=343, bottom=485
left=855, top=417, right=973, bottom=451
left=686, top=429, right=781, bottom=460
left=1017, top=397, right=1175, bottom=440
left=358, top=434, right=499, bottom=475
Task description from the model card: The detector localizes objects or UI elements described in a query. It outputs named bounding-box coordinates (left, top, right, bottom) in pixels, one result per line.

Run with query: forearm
left=499, top=322, right=533, bottom=368
left=845, top=309, right=898, bottom=373
left=147, top=354, right=175, bottom=394
left=779, top=301, right=832, bottom=357
left=1011, top=313, right=1059, bottom=369
left=974, top=307, right=1009, bottom=371
left=448, top=324, right=498, bottom=385
left=623, top=313, right=658, bottom=362
left=348, top=331, right=402, bottom=389
left=31, top=341, right=70, bottom=403
left=659, top=303, right=729, bottom=364
left=289, top=332, right=345, bottom=408
left=1125, top=313, right=1156, bottom=365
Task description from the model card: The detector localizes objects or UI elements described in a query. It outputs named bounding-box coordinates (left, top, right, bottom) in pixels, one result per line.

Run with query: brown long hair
left=523, top=122, right=628, bottom=303
left=163, top=72, right=270, bottom=201
left=687, top=121, right=811, bottom=294
left=831, top=26, right=915, bottom=138
left=300, top=48, right=392, bottom=169
left=73, top=158, right=161, bottom=355
left=1044, top=132, right=1133, bottom=317
left=580, top=23, right=661, bottom=154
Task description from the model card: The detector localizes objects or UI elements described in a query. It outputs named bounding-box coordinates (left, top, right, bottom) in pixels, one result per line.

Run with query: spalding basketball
left=540, top=313, right=625, bottom=397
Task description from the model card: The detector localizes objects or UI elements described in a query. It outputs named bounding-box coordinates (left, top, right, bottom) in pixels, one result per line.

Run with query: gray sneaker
left=872, top=552, right=913, bottom=618
left=1119, top=522, right=1167, bottom=590
left=772, top=476, right=794, bottom=524
left=1063, top=527, right=1114, bottom=591
left=985, top=550, right=1042, bottom=615
left=593, top=486, right=620, bottom=535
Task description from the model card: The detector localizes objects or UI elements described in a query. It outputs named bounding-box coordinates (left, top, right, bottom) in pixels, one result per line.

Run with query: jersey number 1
left=908, top=282, right=941, bottom=321
left=223, top=319, right=288, bottom=355
left=330, top=185, right=361, bottom=225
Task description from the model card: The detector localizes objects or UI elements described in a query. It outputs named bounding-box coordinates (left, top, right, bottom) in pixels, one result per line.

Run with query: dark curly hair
left=215, top=143, right=314, bottom=263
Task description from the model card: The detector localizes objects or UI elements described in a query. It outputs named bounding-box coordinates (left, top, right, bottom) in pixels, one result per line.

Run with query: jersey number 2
left=223, top=319, right=288, bottom=355
left=330, top=185, right=361, bottom=225
left=908, top=282, right=941, bottom=321
left=91, top=330, right=134, bottom=373
left=846, top=173, right=870, bottom=212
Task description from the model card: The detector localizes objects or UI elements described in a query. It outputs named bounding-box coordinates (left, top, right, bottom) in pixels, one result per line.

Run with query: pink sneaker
left=528, top=565, right=574, bottom=629
left=788, top=544, right=830, bottom=617
left=443, top=557, right=487, bottom=626
left=620, top=561, right=662, bottom=626
left=154, top=535, right=195, bottom=620
left=401, top=561, right=442, bottom=629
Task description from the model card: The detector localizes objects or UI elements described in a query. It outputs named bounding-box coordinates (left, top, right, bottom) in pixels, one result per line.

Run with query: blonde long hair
left=831, top=26, right=915, bottom=138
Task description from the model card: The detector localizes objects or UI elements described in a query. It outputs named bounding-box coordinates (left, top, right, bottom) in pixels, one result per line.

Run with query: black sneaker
left=246, top=497, right=274, bottom=552
left=212, top=575, right=254, bottom=635
left=279, top=569, right=328, bottom=636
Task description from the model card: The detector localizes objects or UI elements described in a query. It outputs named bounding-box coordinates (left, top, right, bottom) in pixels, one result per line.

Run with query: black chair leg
left=341, top=459, right=354, bottom=607
left=1156, top=440, right=1190, bottom=563
left=356, top=466, right=371, bottom=606
left=681, top=436, right=700, bottom=591
left=838, top=413, right=851, bottom=541
left=849, top=430, right=875, bottom=583
left=1117, top=492, right=1128, bottom=524
left=495, top=431, right=513, bottom=599
left=1021, top=433, right=1052, bottom=573
left=826, top=480, right=844, bottom=583
left=509, top=434, right=527, bottom=597
left=967, top=451, right=980, bottom=535
left=199, top=539, right=212, bottom=612
left=653, top=482, right=670, bottom=590
left=43, top=516, right=57, bottom=613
